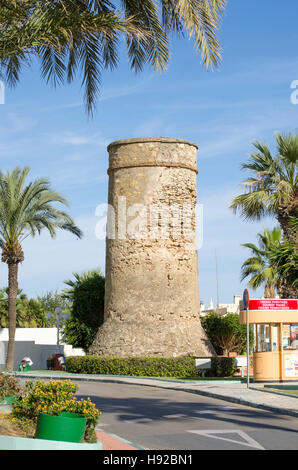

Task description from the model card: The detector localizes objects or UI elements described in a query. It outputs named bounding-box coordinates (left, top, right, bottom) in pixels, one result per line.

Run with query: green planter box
left=36, top=412, right=87, bottom=443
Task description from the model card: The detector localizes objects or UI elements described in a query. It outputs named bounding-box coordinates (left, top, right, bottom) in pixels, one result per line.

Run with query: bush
left=10, top=379, right=100, bottom=442
left=66, top=356, right=201, bottom=378
left=202, top=312, right=254, bottom=355
left=0, top=373, right=23, bottom=401
left=62, top=270, right=105, bottom=351
left=207, top=357, right=237, bottom=377
left=66, top=356, right=238, bottom=379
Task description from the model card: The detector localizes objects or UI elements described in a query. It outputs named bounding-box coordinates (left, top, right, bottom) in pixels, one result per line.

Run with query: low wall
left=0, top=328, right=85, bottom=371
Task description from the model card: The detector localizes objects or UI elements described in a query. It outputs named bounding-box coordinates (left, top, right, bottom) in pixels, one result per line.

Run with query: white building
left=200, top=295, right=241, bottom=317
left=0, top=328, right=85, bottom=371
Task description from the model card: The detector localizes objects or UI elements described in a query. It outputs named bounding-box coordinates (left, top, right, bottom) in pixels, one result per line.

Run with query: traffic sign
left=243, top=289, right=250, bottom=309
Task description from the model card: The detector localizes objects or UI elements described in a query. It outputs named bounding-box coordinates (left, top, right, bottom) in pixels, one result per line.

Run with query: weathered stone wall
left=89, top=137, right=215, bottom=357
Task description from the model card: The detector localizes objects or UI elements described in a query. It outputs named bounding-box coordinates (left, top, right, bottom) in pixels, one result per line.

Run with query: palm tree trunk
left=277, top=198, right=298, bottom=243
left=5, top=262, right=18, bottom=371
left=264, top=282, right=276, bottom=299
left=278, top=283, right=298, bottom=300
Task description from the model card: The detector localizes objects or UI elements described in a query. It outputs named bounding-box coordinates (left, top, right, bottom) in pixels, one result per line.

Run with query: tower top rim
left=107, top=137, right=198, bottom=151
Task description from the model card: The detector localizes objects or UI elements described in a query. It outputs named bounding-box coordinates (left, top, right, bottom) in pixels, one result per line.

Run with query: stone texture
left=89, top=137, right=215, bottom=357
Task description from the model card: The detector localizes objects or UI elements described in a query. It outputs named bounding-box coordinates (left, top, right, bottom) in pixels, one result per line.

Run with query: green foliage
left=268, top=239, right=298, bottom=290
left=0, top=166, right=83, bottom=258
left=0, top=166, right=82, bottom=370
left=62, top=270, right=105, bottom=351
left=207, top=357, right=237, bottom=378
left=10, top=379, right=100, bottom=442
left=0, top=0, right=226, bottom=114
left=37, top=290, right=72, bottom=326
left=230, top=132, right=298, bottom=223
left=240, top=226, right=282, bottom=297
left=201, top=313, right=254, bottom=356
left=0, top=373, right=23, bottom=400
left=37, top=291, right=72, bottom=315
left=65, top=356, right=237, bottom=378
left=0, top=288, right=51, bottom=328
left=65, top=356, right=202, bottom=378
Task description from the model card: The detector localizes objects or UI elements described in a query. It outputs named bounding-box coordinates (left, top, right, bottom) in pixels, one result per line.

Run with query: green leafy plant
left=10, top=379, right=100, bottom=442
left=201, top=313, right=254, bottom=356
left=0, top=373, right=23, bottom=401
left=65, top=356, right=200, bottom=377
left=0, top=0, right=226, bottom=114
left=62, top=270, right=105, bottom=351
left=65, top=356, right=238, bottom=378
left=240, top=226, right=282, bottom=298
left=230, top=132, right=298, bottom=240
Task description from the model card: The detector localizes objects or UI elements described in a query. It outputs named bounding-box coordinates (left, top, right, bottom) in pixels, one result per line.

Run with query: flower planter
left=36, top=412, right=87, bottom=443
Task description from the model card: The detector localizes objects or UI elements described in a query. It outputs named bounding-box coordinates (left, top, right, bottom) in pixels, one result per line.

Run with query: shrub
left=65, top=356, right=202, bottom=378
left=65, top=356, right=238, bottom=379
left=202, top=312, right=254, bottom=355
left=0, top=373, right=23, bottom=401
left=62, top=270, right=105, bottom=351
left=207, top=357, right=237, bottom=377
left=10, top=379, right=100, bottom=442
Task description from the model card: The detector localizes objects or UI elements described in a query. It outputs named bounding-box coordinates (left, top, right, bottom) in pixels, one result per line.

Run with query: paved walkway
left=95, top=430, right=141, bottom=450
left=12, top=371, right=298, bottom=418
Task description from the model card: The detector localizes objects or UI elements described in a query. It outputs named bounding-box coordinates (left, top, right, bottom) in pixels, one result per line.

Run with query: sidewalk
left=12, top=371, right=298, bottom=418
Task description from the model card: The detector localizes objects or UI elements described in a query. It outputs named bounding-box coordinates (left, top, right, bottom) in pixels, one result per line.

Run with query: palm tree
left=0, top=0, right=226, bottom=114
left=240, top=227, right=282, bottom=298
left=268, top=217, right=298, bottom=299
left=0, top=166, right=83, bottom=370
left=230, top=132, right=298, bottom=243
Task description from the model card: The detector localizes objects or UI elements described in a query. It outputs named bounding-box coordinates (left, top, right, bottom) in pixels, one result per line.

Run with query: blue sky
left=0, top=0, right=297, bottom=305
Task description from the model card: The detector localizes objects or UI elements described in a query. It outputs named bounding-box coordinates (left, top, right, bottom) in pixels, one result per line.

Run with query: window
left=283, top=324, right=298, bottom=350
left=257, top=324, right=270, bottom=352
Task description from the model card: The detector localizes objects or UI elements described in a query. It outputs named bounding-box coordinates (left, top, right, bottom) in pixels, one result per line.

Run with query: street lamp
left=46, top=308, right=70, bottom=353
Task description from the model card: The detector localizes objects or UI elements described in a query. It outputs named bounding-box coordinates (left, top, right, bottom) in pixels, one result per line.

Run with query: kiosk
left=240, top=299, right=298, bottom=382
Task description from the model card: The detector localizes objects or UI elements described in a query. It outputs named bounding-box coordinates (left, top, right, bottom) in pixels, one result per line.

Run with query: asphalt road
left=75, top=381, right=298, bottom=451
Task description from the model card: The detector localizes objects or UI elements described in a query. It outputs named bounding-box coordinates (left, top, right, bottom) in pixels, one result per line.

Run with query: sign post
left=243, top=289, right=250, bottom=388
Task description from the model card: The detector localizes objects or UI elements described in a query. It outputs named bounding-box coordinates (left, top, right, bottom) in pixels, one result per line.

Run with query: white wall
left=0, top=328, right=85, bottom=371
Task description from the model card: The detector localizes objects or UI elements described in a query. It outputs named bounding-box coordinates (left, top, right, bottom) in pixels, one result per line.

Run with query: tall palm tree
left=240, top=227, right=282, bottom=298
left=268, top=217, right=298, bottom=299
left=0, top=0, right=226, bottom=114
left=0, top=166, right=83, bottom=370
left=230, top=132, right=298, bottom=243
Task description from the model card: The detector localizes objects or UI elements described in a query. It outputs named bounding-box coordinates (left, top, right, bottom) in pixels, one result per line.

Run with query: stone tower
left=89, top=137, right=214, bottom=357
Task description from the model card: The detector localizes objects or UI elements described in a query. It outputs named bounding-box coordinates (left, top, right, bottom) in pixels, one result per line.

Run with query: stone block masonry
left=89, top=137, right=215, bottom=357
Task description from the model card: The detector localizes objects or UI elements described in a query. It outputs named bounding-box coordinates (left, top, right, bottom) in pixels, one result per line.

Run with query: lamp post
left=243, top=289, right=250, bottom=389
left=46, top=308, right=70, bottom=354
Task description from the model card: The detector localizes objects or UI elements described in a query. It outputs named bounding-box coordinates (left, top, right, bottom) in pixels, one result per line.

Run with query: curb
left=0, top=435, right=102, bottom=450
left=10, top=372, right=298, bottom=419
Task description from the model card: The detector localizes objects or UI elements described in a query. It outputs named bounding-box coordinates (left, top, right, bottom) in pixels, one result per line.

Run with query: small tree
left=201, top=312, right=254, bottom=356
left=62, top=270, right=105, bottom=351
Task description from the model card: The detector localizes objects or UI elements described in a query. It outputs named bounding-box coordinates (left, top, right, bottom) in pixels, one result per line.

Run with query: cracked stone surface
left=89, top=137, right=214, bottom=358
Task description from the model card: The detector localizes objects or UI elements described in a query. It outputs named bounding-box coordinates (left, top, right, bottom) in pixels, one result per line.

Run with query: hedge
left=65, top=356, right=237, bottom=378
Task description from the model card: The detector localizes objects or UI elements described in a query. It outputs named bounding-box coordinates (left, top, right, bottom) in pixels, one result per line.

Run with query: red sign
left=249, top=299, right=298, bottom=311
